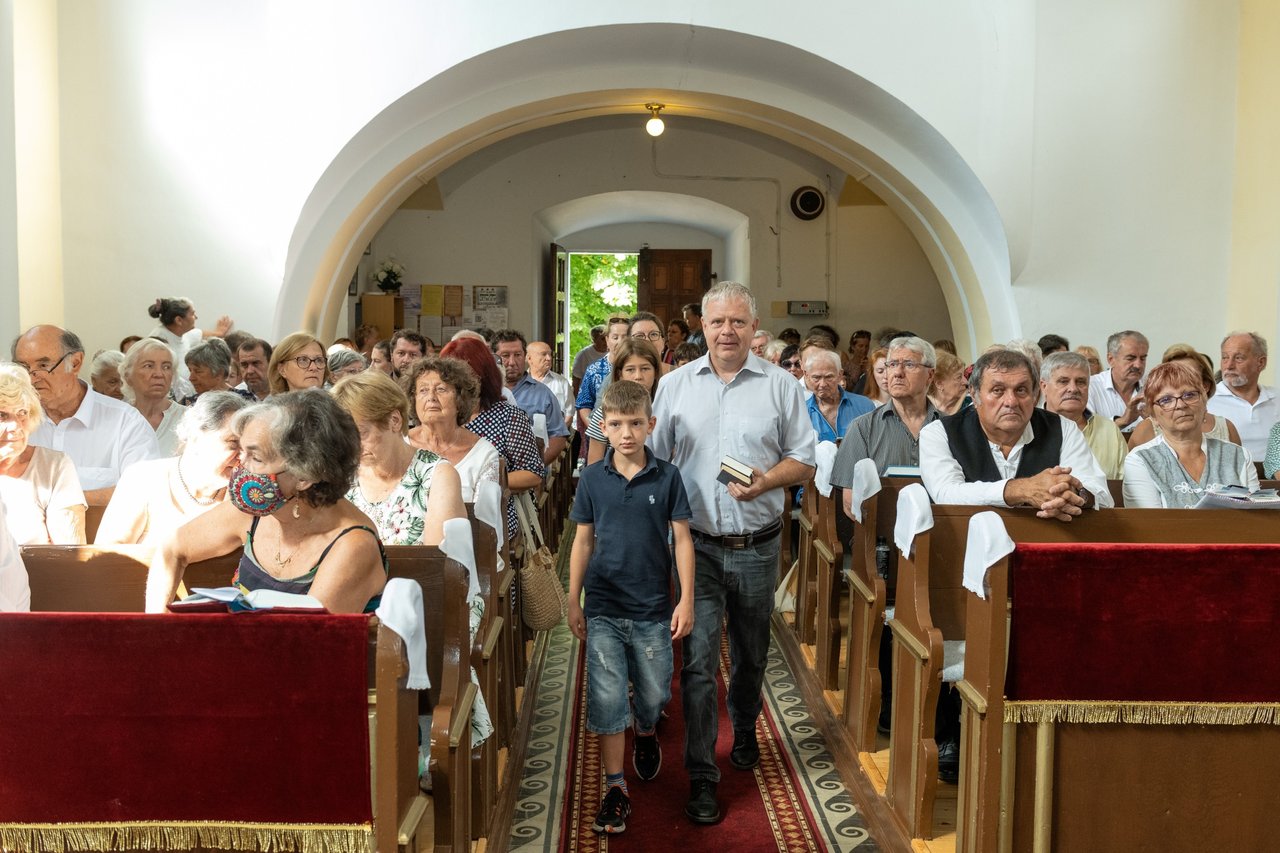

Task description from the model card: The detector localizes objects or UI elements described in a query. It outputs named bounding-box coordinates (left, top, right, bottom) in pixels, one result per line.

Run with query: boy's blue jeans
left=585, top=616, right=673, bottom=735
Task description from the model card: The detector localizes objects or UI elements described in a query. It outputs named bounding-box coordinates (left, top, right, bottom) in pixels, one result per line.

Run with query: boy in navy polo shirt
left=567, top=380, right=695, bottom=835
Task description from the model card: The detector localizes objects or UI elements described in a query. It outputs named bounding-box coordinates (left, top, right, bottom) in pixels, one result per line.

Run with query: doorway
left=637, top=248, right=713, bottom=328
left=566, top=251, right=638, bottom=364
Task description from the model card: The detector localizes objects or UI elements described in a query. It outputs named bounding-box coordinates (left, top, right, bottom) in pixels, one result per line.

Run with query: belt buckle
left=723, top=533, right=749, bottom=549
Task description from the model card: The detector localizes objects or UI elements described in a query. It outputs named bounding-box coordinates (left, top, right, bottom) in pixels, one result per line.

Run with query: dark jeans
left=681, top=533, right=780, bottom=783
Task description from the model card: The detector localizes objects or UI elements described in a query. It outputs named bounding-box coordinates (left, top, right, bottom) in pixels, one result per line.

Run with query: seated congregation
left=2, top=285, right=1279, bottom=852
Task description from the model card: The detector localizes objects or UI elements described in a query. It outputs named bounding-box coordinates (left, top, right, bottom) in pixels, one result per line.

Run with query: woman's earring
left=292, top=501, right=301, bottom=520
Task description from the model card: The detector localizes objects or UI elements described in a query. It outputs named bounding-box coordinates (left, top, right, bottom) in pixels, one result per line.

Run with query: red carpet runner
left=559, top=634, right=828, bottom=851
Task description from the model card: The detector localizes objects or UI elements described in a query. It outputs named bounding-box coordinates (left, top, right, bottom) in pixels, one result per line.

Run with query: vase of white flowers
left=372, top=258, right=406, bottom=293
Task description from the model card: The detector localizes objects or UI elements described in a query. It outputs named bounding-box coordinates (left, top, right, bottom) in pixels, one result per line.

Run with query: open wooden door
left=544, top=243, right=570, bottom=367
left=637, top=248, right=712, bottom=327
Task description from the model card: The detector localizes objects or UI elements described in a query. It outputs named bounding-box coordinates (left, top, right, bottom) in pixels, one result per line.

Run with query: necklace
left=176, top=457, right=217, bottom=507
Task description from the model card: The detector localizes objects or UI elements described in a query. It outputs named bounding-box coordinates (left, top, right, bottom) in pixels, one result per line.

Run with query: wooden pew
left=812, top=483, right=845, bottom=692
left=20, top=545, right=239, bottom=612
left=462, top=505, right=504, bottom=839
left=0, top=614, right=436, bottom=853
left=842, top=478, right=914, bottom=757
left=20, top=544, right=477, bottom=853
left=384, top=545, right=478, bottom=853
left=959, top=524, right=1280, bottom=853
left=793, top=473, right=819, bottom=645
left=891, top=506, right=1280, bottom=849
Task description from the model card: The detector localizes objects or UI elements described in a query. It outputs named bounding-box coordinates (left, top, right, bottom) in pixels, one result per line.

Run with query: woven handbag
left=514, top=491, right=566, bottom=631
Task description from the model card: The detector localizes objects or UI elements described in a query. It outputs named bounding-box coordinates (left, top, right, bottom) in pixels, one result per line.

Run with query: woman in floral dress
left=332, top=370, right=493, bottom=746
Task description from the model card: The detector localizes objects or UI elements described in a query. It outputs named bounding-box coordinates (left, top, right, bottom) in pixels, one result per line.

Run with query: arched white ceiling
left=536, top=190, right=746, bottom=240
left=281, top=24, right=1014, bottom=358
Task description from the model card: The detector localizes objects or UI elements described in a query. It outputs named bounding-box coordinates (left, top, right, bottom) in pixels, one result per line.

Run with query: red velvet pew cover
left=0, top=612, right=374, bottom=851
left=1005, top=543, right=1280, bottom=723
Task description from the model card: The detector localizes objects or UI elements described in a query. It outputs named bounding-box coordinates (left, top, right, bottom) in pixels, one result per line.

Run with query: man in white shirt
left=920, top=348, right=1113, bottom=519
left=1207, top=331, right=1278, bottom=459
left=1087, top=330, right=1148, bottom=433
left=12, top=325, right=160, bottom=505
left=527, top=341, right=574, bottom=429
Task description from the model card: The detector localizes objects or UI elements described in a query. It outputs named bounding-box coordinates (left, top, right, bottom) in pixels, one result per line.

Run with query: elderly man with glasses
left=11, top=325, right=159, bottom=505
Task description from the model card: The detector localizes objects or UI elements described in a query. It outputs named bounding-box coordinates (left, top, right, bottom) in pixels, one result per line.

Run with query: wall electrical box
left=787, top=300, right=828, bottom=316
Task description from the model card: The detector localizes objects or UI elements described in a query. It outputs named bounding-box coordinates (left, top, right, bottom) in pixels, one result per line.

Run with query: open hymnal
left=883, top=465, right=922, bottom=478
left=1193, top=485, right=1280, bottom=510
left=169, top=587, right=325, bottom=612
left=717, top=454, right=754, bottom=487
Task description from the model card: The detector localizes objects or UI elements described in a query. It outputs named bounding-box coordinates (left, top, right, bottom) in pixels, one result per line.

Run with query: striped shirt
left=830, top=399, right=943, bottom=485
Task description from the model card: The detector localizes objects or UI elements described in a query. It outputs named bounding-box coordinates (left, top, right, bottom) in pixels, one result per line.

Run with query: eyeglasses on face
left=780, top=359, right=800, bottom=369
left=884, top=359, right=928, bottom=372
left=17, top=351, right=71, bottom=378
left=631, top=331, right=664, bottom=341
left=1153, top=390, right=1202, bottom=410
left=289, top=356, right=326, bottom=370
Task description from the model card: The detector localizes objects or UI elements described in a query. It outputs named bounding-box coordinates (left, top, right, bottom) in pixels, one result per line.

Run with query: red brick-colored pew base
left=1007, top=542, right=1280, bottom=722
left=0, top=613, right=375, bottom=852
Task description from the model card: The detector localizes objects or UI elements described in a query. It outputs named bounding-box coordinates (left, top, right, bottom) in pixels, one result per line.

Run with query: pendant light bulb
left=645, top=103, right=665, bottom=137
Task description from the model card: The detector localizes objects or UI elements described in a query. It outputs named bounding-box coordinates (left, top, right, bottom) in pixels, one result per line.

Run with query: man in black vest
left=919, top=348, right=1113, bottom=520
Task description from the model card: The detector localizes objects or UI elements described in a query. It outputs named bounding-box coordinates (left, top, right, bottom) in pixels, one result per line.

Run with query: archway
left=282, top=24, right=1014, bottom=358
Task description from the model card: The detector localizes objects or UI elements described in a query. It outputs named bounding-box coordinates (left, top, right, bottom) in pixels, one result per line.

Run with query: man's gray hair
left=176, top=390, right=249, bottom=449
left=1005, top=338, right=1043, bottom=371
left=887, top=336, right=937, bottom=368
left=803, top=347, right=842, bottom=375
left=185, top=338, right=232, bottom=378
left=702, top=281, right=757, bottom=319
left=90, top=349, right=124, bottom=379
left=968, top=347, right=1040, bottom=394
left=1040, top=350, right=1090, bottom=381
left=752, top=330, right=772, bottom=344
left=1221, top=330, right=1269, bottom=359
left=1106, top=330, right=1149, bottom=357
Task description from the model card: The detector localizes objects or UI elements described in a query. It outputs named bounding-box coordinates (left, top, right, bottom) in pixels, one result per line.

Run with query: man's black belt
left=692, top=519, right=783, bottom=550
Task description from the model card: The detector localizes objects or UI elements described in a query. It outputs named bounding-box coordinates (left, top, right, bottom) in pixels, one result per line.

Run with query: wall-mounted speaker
left=789, top=186, right=825, bottom=221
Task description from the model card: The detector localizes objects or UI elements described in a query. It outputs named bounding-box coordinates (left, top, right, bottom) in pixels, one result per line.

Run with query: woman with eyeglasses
left=1126, top=344, right=1241, bottom=449
left=267, top=332, right=330, bottom=394
left=627, top=312, right=674, bottom=374
left=405, top=356, right=501, bottom=501
left=1123, top=360, right=1259, bottom=508
left=928, top=351, right=971, bottom=415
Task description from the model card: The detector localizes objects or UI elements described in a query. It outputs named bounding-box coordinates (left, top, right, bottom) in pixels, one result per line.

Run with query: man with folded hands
left=919, top=347, right=1113, bottom=520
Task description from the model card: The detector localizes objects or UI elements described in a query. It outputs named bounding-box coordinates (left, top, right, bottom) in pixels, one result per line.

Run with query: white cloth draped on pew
left=894, top=483, right=933, bottom=558
left=475, top=478, right=505, bottom=573
left=962, top=511, right=1016, bottom=600
left=532, top=412, right=549, bottom=447
left=376, top=578, right=431, bottom=689
left=814, top=441, right=838, bottom=497
left=848, top=458, right=881, bottom=524
left=441, top=517, right=480, bottom=603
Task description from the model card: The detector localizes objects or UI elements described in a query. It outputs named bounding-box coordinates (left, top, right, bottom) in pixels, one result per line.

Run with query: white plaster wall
left=364, top=119, right=946, bottom=344
left=34, top=1, right=1249, bottom=360
left=1012, top=0, right=1240, bottom=360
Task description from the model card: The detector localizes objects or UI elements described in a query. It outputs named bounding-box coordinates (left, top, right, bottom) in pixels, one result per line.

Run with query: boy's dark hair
left=599, top=379, right=652, bottom=419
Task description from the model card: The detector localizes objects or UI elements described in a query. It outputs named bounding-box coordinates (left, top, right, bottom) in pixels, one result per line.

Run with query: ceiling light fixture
left=645, top=103, right=665, bottom=137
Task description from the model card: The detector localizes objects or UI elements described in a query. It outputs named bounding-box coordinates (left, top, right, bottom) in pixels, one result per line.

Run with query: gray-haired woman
left=144, top=389, right=386, bottom=614
left=90, top=350, right=125, bottom=400
left=97, top=391, right=248, bottom=544
left=121, top=338, right=184, bottom=455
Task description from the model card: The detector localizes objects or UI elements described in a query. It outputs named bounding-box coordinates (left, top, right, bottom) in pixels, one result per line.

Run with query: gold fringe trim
left=0, top=821, right=373, bottom=853
left=1004, top=700, right=1280, bottom=726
